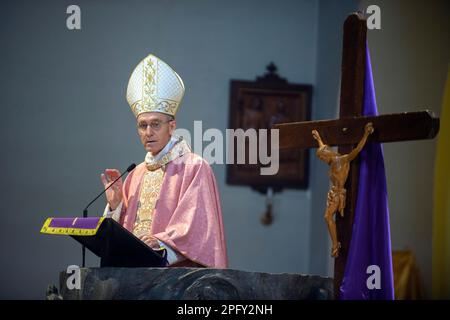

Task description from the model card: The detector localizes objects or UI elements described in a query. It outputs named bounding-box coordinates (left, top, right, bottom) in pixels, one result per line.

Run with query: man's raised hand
left=100, top=169, right=123, bottom=210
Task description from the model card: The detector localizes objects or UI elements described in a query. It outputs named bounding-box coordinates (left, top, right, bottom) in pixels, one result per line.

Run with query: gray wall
left=1, top=0, right=355, bottom=299
left=358, top=0, right=450, bottom=297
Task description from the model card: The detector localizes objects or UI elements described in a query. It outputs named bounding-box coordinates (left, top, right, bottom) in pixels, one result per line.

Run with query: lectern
left=41, top=217, right=167, bottom=267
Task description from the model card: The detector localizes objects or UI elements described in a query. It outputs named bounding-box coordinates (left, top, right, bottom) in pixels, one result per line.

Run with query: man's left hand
left=139, top=235, right=160, bottom=249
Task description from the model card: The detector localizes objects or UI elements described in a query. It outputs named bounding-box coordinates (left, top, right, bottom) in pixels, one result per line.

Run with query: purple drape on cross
left=339, top=44, right=395, bottom=300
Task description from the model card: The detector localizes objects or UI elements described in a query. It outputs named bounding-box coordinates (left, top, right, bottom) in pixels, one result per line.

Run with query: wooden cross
left=274, top=12, right=439, bottom=298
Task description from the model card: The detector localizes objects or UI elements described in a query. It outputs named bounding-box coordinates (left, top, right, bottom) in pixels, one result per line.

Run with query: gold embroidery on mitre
left=133, top=168, right=165, bottom=238
left=141, top=57, right=158, bottom=114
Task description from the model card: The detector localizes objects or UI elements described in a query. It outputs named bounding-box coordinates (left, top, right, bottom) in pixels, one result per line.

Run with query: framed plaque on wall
left=226, top=63, right=312, bottom=193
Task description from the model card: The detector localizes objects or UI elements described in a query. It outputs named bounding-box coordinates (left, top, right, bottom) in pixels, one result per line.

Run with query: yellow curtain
left=432, top=67, right=450, bottom=299
left=393, top=250, right=424, bottom=299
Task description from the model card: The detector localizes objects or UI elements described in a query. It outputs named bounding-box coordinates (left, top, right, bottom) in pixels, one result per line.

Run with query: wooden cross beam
left=273, top=12, right=439, bottom=298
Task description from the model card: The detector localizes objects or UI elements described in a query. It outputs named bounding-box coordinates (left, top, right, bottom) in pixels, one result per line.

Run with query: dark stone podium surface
left=56, top=268, right=333, bottom=300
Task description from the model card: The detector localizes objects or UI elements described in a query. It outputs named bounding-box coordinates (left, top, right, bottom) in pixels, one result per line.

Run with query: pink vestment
left=118, top=152, right=228, bottom=268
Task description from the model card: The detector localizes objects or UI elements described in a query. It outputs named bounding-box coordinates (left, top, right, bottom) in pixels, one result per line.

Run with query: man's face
left=137, top=112, right=176, bottom=155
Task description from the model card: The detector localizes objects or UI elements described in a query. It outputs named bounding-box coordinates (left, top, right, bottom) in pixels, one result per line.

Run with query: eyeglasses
left=137, top=120, right=173, bottom=132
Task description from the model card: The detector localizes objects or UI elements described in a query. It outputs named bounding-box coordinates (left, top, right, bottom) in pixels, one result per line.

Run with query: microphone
left=81, top=163, right=136, bottom=267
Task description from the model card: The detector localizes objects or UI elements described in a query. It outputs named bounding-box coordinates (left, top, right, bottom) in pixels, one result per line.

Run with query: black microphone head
left=127, top=163, right=137, bottom=172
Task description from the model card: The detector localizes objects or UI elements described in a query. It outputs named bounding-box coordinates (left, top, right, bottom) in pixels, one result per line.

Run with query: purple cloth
left=339, top=44, right=395, bottom=299
left=48, top=217, right=102, bottom=229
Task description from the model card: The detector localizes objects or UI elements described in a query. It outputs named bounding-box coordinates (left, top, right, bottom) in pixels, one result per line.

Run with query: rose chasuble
left=116, top=137, right=228, bottom=268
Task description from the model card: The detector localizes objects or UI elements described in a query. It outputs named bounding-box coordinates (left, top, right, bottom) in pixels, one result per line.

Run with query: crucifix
left=274, top=12, right=440, bottom=298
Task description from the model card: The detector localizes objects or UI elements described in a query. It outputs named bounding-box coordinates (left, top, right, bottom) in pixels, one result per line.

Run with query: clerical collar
left=145, top=135, right=190, bottom=171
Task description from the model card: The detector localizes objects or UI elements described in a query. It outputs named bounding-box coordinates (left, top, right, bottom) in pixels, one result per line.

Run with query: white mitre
left=126, top=54, right=185, bottom=118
